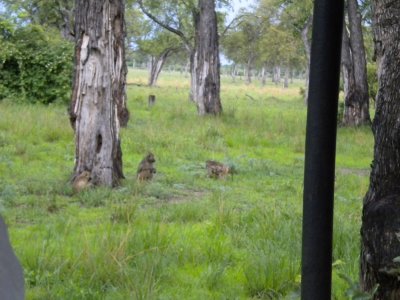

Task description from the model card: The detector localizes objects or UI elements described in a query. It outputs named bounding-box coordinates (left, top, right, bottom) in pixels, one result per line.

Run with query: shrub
left=0, top=19, right=73, bottom=104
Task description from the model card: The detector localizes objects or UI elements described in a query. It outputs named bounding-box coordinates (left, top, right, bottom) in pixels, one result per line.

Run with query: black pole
left=301, top=0, right=344, bottom=299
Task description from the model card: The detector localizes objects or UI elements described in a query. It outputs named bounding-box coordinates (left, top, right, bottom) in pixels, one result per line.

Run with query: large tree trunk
left=301, top=15, right=312, bottom=105
left=192, top=0, right=222, bottom=115
left=346, top=0, right=371, bottom=125
left=69, top=0, right=129, bottom=187
left=148, top=48, right=172, bottom=87
left=360, top=1, right=400, bottom=298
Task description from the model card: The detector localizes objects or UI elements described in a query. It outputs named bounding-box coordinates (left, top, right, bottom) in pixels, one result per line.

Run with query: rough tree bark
left=69, top=0, right=129, bottom=187
left=360, top=0, right=400, bottom=298
left=341, top=25, right=359, bottom=125
left=345, top=0, right=371, bottom=125
left=192, top=0, right=222, bottom=115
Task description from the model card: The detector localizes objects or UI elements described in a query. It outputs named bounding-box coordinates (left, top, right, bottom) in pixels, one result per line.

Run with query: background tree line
left=0, top=0, right=377, bottom=121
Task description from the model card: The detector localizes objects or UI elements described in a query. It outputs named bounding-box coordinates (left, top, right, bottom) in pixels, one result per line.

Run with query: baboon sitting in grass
left=137, top=152, right=156, bottom=181
left=72, top=171, right=92, bottom=193
left=206, top=160, right=233, bottom=179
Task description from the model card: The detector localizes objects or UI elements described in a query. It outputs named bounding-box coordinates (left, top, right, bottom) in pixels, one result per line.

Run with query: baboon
left=137, top=152, right=156, bottom=181
left=72, top=171, right=92, bottom=193
left=206, top=160, right=232, bottom=179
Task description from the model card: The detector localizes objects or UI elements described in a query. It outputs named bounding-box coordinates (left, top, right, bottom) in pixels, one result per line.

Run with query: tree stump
left=148, top=95, right=156, bottom=107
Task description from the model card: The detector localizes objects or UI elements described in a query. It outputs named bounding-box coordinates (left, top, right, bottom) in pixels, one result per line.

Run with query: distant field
left=0, top=68, right=373, bottom=299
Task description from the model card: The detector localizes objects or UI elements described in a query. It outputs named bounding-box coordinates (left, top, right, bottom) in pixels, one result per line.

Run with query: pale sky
left=227, top=0, right=255, bottom=20
left=231, top=0, right=255, bottom=13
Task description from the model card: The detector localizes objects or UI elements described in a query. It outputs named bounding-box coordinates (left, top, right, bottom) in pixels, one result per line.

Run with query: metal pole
left=301, top=0, right=344, bottom=299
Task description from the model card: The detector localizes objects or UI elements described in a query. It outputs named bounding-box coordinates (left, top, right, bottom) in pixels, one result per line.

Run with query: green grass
left=0, top=69, right=373, bottom=299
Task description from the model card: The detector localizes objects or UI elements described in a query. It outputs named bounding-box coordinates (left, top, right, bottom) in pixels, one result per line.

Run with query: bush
left=0, top=19, right=73, bottom=104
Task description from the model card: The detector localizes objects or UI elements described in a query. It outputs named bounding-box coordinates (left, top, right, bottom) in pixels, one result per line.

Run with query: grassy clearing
left=0, top=69, right=373, bottom=299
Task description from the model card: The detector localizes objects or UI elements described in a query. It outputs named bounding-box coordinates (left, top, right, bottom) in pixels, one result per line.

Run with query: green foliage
left=0, top=19, right=73, bottom=104
left=222, top=0, right=311, bottom=72
left=1, top=0, right=74, bottom=29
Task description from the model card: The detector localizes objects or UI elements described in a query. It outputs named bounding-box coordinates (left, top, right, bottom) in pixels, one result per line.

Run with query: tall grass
left=0, top=69, right=373, bottom=299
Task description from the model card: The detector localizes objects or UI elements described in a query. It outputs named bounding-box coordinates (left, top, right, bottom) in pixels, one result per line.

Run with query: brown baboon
left=206, top=160, right=232, bottom=179
left=72, top=171, right=92, bottom=193
left=137, top=153, right=156, bottom=181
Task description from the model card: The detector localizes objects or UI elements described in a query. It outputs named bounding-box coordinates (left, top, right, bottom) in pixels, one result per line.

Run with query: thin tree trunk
left=347, top=0, right=371, bottom=125
left=274, top=66, right=281, bottom=85
left=272, top=66, right=276, bottom=83
left=301, top=15, right=312, bottom=104
left=261, top=65, right=267, bottom=86
left=284, top=66, right=289, bottom=88
left=184, top=57, right=190, bottom=78
left=231, top=64, right=236, bottom=82
left=341, top=24, right=360, bottom=126
left=189, top=48, right=197, bottom=101
left=360, top=1, right=400, bottom=298
left=245, top=57, right=253, bottom=84
left=69, top=0, right=128, bottom=187
left=192, top=0, right=222, bottom=115
left=341, top=26, right=352, bottom=97
left=148, top=48, right=172, bottom=87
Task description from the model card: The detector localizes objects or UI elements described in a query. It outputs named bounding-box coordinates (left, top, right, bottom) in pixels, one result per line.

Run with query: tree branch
left=221, top=14, right=245, bottom=37
left=137, top=0, right=192, bottom=48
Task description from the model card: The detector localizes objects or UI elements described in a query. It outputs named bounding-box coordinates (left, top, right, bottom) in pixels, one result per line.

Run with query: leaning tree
left=69, top=0, right=129, bottom=187
left=360, top=0, right=400, bottom=298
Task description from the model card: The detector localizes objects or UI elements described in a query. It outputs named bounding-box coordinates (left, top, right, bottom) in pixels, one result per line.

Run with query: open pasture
left=0, top=69, right=373, bottom=299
